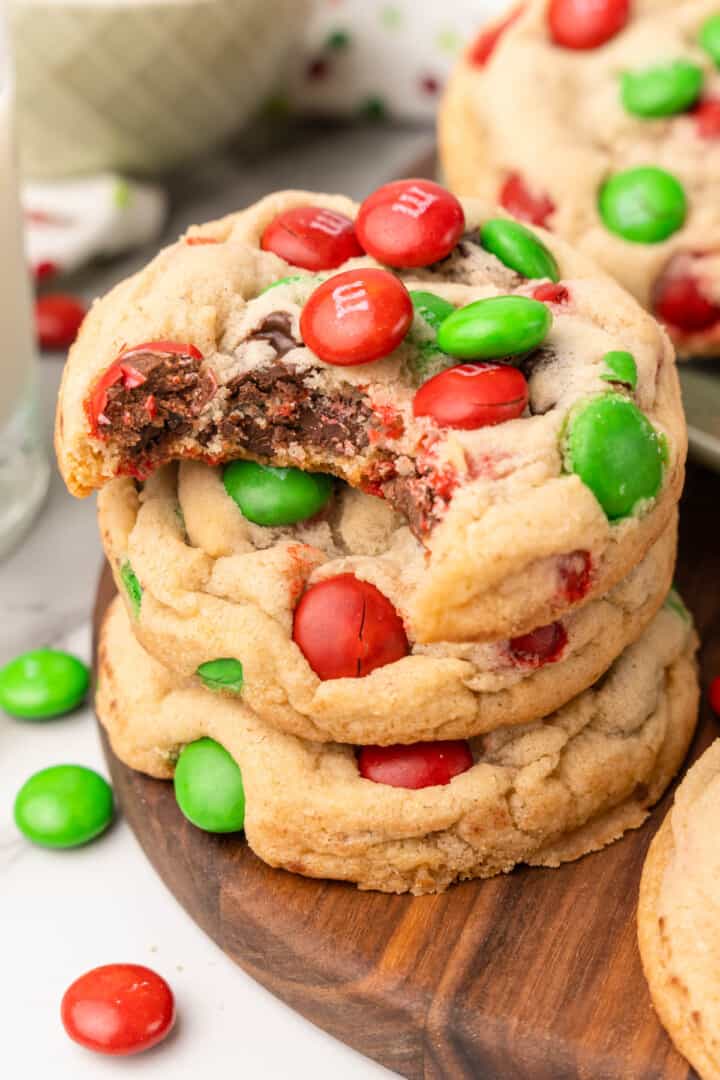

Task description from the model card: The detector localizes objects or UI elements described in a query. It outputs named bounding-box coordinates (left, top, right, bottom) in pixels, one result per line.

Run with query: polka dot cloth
left=287, top=0, right=507, bottom=119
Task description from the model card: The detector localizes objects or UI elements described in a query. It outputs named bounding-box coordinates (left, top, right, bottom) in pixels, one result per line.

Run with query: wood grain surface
left=92, top=461, right=717, bottom=1080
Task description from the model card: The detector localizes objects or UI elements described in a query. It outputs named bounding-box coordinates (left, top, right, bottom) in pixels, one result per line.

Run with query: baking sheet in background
left=680, top=364, right=720, bottom=472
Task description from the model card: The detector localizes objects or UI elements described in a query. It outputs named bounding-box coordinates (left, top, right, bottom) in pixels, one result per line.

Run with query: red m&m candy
left=293, top=573, right=409, bottom=680
left=533, top=282, right=570, bottom=305
left=356, top=180, right=465, bottom=267
left=500, top=173, right=556, bottom=228
left=509, top=621, right=568, bottom=666
left=261, top=206, right=363, bottom=271
left=468, top=5, right=525, bottom=67
left=61, top=964, right=175, bottom=1056
left=548, top=0, right=630, bottom=50
left=413, top=362, right=528, bottom=430
left=300, top=268, right=413, bottom=365
left=85, top=341, right=204, bottom=435
left=35, top=294, right=87, bottom=351
left=709, top=676, right=720, bottom=716
left=695, top=99, right=720, bottom=138
left=558, top=550, right=592, bottom=603
left=358, top=741, right=473, bottom=789
left=654, top=271, right=720, bottom=333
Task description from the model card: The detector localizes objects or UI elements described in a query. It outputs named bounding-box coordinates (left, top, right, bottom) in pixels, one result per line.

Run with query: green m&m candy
left=120, top=560, right=142, bottom=618
left=174, top=738, right=245, bottom=833
left=410, top=290, right=455, bottom=333
left=196, top=658, right=244, bottom=694
left=699, top=15, right=720, bottom=67
left=600, top=350, right=638, bottom=390
left=436, top=296, right=552, bottom=359
left=599, top=167, right=687, bottom=244
left=223, top=461, right=333, bottom=526
left=14, top=765, right=113, bottom=848
left=479, top=219, right=559, bottom=282
left=564, top=393, right=666, bottom=520
left=406, top=290, right=457, bottom=383
left=0, top=649, right=89, bottom=720
left=260, top=274, right=306, bottom=295
left=664, top=587, right=691, bottom=623
left=621, top=60, right=703, bottom=118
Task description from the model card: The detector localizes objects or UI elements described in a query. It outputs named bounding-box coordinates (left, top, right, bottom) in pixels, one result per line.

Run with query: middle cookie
left=99, top=461, right=678, bottom=745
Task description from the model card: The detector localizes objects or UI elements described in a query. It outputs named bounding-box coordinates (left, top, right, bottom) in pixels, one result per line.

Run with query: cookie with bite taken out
left=57, top=184, right=685, bottom=643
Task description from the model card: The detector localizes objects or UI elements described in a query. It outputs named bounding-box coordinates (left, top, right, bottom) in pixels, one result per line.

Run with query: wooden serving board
left=93, top=460, right=718, bottom=1080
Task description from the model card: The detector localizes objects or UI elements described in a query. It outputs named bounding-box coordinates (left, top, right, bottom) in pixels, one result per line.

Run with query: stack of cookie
left=56, top=180, right=699, bottom=894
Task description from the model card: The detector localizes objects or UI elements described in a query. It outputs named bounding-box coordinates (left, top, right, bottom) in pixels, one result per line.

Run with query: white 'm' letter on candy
left=310, top=210, right=350, bottom=238
left=391, top=185, right=439, bottom=219
left=332, top=281, right=370, bottom=319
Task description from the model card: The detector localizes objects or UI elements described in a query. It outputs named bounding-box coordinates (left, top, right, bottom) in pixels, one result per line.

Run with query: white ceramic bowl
left=9, top=0, right=311, bottom=177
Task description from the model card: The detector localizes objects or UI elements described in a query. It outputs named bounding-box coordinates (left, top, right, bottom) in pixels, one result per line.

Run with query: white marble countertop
left=2, top=125, right=434, bottom=1080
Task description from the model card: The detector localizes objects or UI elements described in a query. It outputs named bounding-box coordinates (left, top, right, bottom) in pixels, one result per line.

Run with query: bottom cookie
left=97, top=598, right=699, bottom=895
left=638, top=741, right=720, bottom=1079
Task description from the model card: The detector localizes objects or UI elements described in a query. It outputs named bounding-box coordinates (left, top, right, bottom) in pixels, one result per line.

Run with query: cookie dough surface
left=99, top=461, right=677, bottom=743
left=97, top=598, right=698, bottom=894
left=639, top=739, right=720, bottom=1078
left=440, top=0, right=720, bottom=355
left=61, top=189, right=685, bottom=643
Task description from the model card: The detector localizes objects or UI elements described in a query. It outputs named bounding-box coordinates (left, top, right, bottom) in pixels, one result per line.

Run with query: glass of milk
left=0, top=18, right=48, bottom=559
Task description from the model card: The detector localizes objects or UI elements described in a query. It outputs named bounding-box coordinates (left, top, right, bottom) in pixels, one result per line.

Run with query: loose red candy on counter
left=85, top=340, right=204, bottom=435
left=300, top=268, right=413, bottom=365
left=695, top=99, right=720, bottom=138
left=548, top=0, right=629, bottom=50
left=710, top=676, right=720, bottom=716
left=533, top=282, right=569, bottom=305
left=654, top=273, right=720, bottom=333
left=261, top=206, right=363, bottom=270
left=358, top=741, right=473, bottom=789
left=468, top=5, right=525, bottom=67
left=35, top=294, right=87, bottom=351
left=509, top=621, right=568, bottom=666
left=355, top=180, right=465, bottom=267
left=293, top=573, right=409, bottom=680
left=61, top=964, right=175, bottom=1056
left=413, top=362, right=528, bottom=430
left=500, top=173, right=556, bottom=228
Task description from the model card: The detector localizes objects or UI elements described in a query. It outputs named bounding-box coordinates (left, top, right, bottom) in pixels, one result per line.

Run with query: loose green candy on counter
left=120, top=560, right=142, bottom=618
left=479, top=219, right=559, bottom=282
left=564, top=393, right=666, bottom=520
left=437, top=295, right=552, bottom=359
left=174, top=738, right=245, bottom=833
left=409, top=290, right=455, bottom=333
left=621, top=60, right=703, bottom=118
left=223, top=460, right=333, bottom=526
left=14, top=765, right=113, bottom=848
left=0, top=649, right=90, bottom=720
left=600, top=350, right=638, bottom=390
left=196, top=658, right=244, bottom=694
left=699, top=15, right=720, bottom=67
left=598, top=167, right=687, bottom=244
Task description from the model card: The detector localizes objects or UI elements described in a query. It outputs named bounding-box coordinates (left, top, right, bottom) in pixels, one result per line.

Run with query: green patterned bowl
left=10, top=0, right=310, bottom=178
